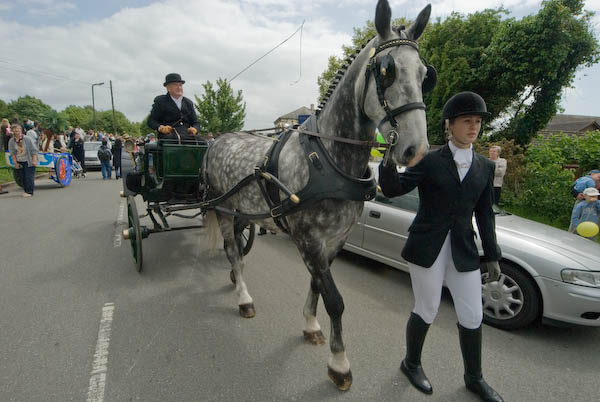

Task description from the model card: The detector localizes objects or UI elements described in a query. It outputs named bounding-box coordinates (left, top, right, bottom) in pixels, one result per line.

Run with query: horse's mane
left=316, top=36, right=374, bottom=117
left=317, top=27, right=407, bottom=117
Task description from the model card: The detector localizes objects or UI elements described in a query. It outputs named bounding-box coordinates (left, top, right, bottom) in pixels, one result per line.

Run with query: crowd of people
left=0, top=117, right=137, bottom=196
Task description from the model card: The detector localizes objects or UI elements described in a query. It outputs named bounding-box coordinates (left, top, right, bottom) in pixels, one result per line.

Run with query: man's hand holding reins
left=158, top=125, right=173, bottom=134
left=187, top=127, right=198, bottom=135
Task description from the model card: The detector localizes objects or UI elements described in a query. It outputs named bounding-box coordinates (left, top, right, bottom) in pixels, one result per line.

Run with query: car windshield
left=84, top=143, right=103, bottom=151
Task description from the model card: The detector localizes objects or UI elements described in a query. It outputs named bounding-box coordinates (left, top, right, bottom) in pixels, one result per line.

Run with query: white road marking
left=113, top=199, right=126, bottom=248
left=86, top=303, right=115, bottom=402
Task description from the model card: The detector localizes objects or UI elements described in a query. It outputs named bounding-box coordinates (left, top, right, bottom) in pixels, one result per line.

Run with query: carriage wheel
left=242, top=223, right=256, bottom=256
left=230, top=224, right=256, bottom=284
left=11, top=168, right=23, bottom=188
left=126, top=195, right=143, bottom=273
left=55, top=155, right=71, bottom=187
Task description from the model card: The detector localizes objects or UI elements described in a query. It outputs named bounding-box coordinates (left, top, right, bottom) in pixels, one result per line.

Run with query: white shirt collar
left=170, top=95, right=183, bottom=109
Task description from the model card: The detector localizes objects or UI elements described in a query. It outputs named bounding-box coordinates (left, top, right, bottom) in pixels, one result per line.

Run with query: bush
left=499, top=131, right=600, bottom=229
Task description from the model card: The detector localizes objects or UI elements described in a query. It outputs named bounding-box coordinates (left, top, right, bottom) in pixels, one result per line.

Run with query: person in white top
left=488, top=146, right=507, bottom=205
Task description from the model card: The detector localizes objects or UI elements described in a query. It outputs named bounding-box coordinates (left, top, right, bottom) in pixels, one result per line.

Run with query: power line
left=0, top=60, right=93, bottom=86
left=229, top=20, right=305, bottom=83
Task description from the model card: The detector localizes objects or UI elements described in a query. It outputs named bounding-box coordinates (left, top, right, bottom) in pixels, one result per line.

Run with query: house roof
left=542, top=114, right=600, bottom=133
left=275, top=106, right=313, bottom=121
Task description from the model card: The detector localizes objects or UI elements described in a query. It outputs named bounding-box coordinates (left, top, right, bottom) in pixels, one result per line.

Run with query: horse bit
left=361, top=37, right=437, bottom=165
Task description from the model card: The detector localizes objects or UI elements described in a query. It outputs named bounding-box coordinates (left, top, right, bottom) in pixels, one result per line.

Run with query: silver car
left=84, top=141, right=111, bottom=169
left=344, top=163, right=600, bottom=330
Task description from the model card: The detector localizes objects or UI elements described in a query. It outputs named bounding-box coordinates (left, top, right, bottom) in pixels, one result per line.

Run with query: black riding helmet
left=441, top=91, right=491, bottom=132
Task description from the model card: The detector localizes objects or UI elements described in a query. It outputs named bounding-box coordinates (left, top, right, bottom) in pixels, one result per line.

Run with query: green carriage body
left=140, top=142, right=208, bottom=202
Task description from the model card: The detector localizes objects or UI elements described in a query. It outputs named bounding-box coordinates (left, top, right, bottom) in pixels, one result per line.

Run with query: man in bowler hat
left=148, top=73, right=202, bottom=143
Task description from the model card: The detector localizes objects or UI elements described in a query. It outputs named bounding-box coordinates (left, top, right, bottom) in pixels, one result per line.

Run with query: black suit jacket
left=378, top=144, right=501, bottom=272
left=147, top=94, right=201, bottom=138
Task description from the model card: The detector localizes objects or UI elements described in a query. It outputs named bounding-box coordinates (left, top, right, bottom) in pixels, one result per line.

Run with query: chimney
left=310, top=104, right=314, bottom=112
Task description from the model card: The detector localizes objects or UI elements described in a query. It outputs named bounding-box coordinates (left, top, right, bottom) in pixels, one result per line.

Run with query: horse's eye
left=378, top=54, right=396, bottom=89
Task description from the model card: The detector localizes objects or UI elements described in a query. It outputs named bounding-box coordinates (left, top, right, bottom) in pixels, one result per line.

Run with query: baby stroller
left=71, top=158, right=84, bottom=178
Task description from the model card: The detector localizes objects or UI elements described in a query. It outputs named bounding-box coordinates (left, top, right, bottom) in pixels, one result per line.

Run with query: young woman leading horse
left=204, top=0, right=435, bottom=390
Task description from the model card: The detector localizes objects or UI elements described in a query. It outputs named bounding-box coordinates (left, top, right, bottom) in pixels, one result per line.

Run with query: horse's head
left=361, top=1, right=434, bottom=167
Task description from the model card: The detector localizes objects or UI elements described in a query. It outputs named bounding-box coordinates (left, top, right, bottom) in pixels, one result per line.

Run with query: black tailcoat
left=378, top=144, right=501, bottom=272
left=147, top=94, right=201, bottom=141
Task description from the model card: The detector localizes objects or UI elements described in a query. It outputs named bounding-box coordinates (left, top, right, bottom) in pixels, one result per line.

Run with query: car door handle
left=369, top=211, right=381, bottom=218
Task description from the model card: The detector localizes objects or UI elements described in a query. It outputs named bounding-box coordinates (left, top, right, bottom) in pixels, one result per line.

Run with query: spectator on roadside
left=25, top=120, right=39, bottom=150
left=572, top=170, right=600, bottom=200
left=569, top=170, right=600, bottom=231
left=488, top=145, right=507, bottom=205
left=40, top=129, right=55, bottom=153
left=8, top=124, right=38, bottom=197
left=570, top=187, right=600, bottom=240
left=1, top=118, right=11, bottom=151
left=98, top=139, right=112, bottom=179
left=69, top=131, right=86, bottom=178
left=112, top=136, right=122, bottom=179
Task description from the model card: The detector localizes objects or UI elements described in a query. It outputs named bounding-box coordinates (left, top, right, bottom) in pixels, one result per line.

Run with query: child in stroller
left=71, top=158, right=84, bottom=178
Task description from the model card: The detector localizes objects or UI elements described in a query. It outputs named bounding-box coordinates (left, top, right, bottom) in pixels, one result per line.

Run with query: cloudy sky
left=1, top=0, right=598, bottom=131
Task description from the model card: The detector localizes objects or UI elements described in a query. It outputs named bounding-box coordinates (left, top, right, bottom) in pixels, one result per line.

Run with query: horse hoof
left=239, top=303, right=255, bottom=318
left=303, top=330, right=326, bottom=345
left=328, top=366, right=352, bottom=391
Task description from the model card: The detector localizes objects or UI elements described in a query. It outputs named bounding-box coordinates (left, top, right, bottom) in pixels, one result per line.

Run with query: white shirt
left=170, top=95, right=182, bottom=110
left=448, top=141, right=473, bottom=182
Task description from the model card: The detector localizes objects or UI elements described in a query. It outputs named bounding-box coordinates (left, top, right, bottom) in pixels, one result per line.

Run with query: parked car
left=344, top=163, right=600, bottom=330
left=84, top=141, right=111, bottom=170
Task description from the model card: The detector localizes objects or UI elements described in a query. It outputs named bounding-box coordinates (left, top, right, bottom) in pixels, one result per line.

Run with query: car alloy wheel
left=481, top=262, right=541, bottom=330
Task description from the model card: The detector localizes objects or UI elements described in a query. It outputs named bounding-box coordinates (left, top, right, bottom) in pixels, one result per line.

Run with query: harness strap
left=379, top=102, right=426, bottom=126
left=297, top=126, right=386, bottom=148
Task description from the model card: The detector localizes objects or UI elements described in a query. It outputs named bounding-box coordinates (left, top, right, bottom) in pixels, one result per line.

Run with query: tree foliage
left=60, top=105, right=94, bottom=129
left=8, top=95, right=53, bottom=122
left=39, top=109, right=68, bottom=135
left=194, top=78, right=246, bottom=135
left=318, top=0, right=599, bottom=145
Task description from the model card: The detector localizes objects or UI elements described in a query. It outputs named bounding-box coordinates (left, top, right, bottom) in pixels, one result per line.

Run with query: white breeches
left=408, top=233, right=483, bottom=329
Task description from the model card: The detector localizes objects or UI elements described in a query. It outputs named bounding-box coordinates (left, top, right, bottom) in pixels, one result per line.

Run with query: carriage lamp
left=561, top=269, right=600, bottom=288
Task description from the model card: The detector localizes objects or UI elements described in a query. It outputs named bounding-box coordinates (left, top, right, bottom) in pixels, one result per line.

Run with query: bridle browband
left=361, top=38, right=427, bottom=164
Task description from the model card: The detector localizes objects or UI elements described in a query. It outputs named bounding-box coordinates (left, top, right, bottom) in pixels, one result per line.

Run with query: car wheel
left=481, top=262, right=541, bottom=330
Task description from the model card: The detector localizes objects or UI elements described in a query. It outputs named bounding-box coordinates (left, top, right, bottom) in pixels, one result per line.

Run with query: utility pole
left=92, top=82, right=104, bottom=131
left=110, top=80, right=116, bottom=134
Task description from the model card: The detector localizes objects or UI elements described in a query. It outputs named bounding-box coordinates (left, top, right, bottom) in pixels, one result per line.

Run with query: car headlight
left=561, top=269, right=600, bottom=288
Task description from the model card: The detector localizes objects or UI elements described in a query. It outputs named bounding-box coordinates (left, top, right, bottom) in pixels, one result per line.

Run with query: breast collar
left=256, top=127, right=377, bottom=232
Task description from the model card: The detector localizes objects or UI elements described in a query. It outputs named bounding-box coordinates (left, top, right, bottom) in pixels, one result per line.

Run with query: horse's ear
left=375, top=0, right=392, bottom=40
left=406, top=4, right=431, bottom=41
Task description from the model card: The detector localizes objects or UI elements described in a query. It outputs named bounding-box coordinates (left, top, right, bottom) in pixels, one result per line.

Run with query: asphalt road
left=1, top=172, right=598, bottom=402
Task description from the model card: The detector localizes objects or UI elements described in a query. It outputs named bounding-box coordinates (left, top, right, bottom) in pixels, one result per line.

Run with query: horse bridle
left=361, top=38, right=429, bottom=165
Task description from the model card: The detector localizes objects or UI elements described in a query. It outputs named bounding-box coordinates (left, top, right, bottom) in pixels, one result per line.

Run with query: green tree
left=194, top=78, right=246, bottom=134
left=0, top=99, right=12, bottom=120
left=95, top=110, right=139, bottom=135
left=8, top=95, right=53, bottom=122
left=318, top=0, right=599, bottom=145
left=39, top=109, right=68, bottom=135
left=60, top=105, right=93, bottom=129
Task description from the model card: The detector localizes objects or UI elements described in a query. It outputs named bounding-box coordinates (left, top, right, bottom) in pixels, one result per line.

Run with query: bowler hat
left=164, top=73, right=185, bottom=86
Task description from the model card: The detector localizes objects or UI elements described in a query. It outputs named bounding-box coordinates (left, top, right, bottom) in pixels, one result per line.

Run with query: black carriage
left=120, top=139, right=255, bottom=272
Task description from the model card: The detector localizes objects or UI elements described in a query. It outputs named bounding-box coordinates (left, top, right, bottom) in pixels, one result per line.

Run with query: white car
left=344, top=163, right=600, bottom=330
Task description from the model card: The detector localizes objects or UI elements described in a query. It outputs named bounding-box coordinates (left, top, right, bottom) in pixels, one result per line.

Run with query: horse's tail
left=204, top=210, right=223, bottom=251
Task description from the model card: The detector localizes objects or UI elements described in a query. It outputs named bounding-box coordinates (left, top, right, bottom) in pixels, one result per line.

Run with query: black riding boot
left=457, top=323, right=504, bottom=402
left=400, top=312, right=433, bottom=394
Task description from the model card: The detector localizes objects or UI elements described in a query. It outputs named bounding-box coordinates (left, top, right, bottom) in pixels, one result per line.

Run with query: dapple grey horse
left=204, top=0, right=432, bottom=390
